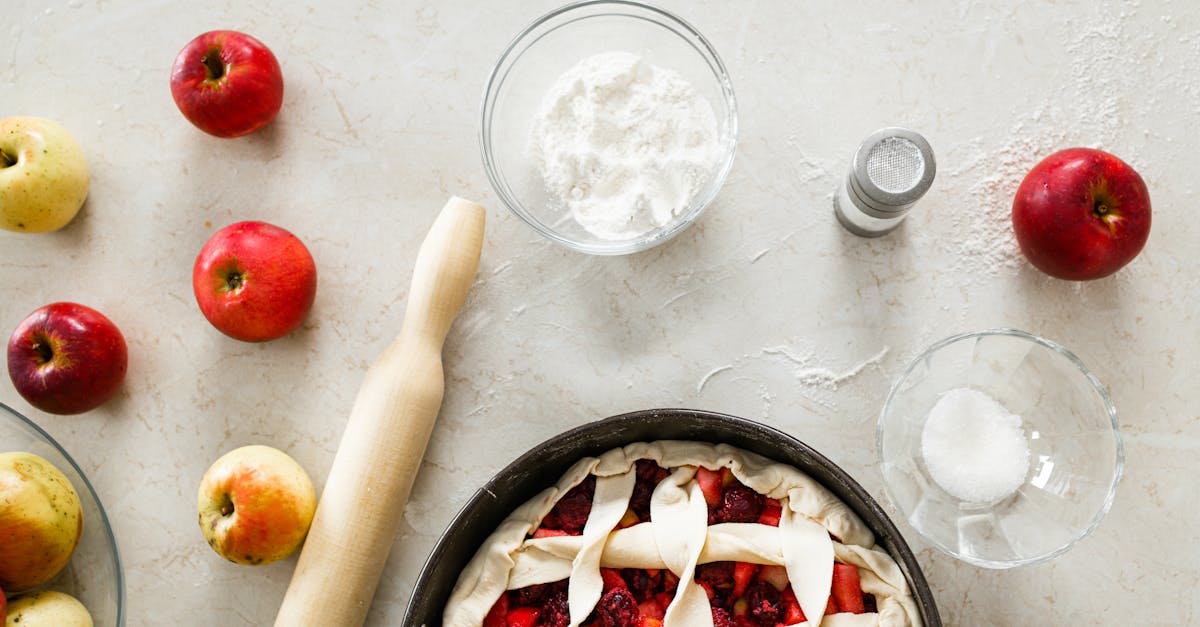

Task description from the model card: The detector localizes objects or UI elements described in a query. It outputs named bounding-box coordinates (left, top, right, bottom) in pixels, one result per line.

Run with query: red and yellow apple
left=198, top=445, right=317, bottom=565
left=192, top=221, right=317, bottom=342
left=0, top=452, right=83, bottom=592
left=170, top=30, right=284, bottom=138
left=4, top=591, right=92, bottom=626
left=1012, top=147, right=1151, bottom=280
left=6, top=302, right=128, bottom=415
left=0, top=116, right=90, bottom=233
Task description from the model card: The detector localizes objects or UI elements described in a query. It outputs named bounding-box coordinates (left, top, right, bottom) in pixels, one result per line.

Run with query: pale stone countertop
left=3, top=1, right=1197, bottom=625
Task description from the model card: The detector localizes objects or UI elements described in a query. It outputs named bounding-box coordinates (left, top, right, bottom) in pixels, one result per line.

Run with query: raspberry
left=717, top=485, right=764, bottom=523
left=695, top=561, right=736, bottom=595
left=516, top=580, right=567, bottom=606
left=622, top=568, right=662, bottom=601
left=711, top=607, right=736, bottom=627
left=543, top=476, right=596, bottom=534
left=635, top=459, right=667, bottom=482
left=515, top=583, right=549, bottom=606
left=597, top=587, right=641, bottom=627
left=630, top=460, right=668, bottom=520
left=745, top=581, right=782, bottom=626
left=542, top=590, right=570, bottom=627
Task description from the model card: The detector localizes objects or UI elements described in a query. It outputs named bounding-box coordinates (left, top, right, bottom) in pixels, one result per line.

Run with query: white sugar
left=921, top=388, right=1030, bottom=503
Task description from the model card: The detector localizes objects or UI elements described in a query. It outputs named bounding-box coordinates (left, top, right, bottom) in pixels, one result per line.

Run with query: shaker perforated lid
left=848, top=127, right=936, bottom=215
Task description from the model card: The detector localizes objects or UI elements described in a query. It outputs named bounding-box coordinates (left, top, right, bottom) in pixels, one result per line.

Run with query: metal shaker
left=834, top=127, right=936, bottom=237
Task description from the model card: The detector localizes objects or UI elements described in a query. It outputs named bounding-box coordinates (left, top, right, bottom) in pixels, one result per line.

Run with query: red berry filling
left=535, top=476, right=596, bottom=536
left=697, top=467, right=782, bottom=527
left=532, top=461, right=670, bottom=538
left=630, top=460, right=670, bottom=522
left=692, top=560, right=874, bottom=626
left=504, top=464, right=874, bottom=626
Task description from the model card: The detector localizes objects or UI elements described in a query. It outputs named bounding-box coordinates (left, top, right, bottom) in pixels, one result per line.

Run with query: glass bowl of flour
left=876, top=329, right=1123, bottom=569
left=481, top=0, right=737, bottom=254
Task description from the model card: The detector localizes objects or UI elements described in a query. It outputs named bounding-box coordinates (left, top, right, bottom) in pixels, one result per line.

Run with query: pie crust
left=444, top=441, right=922, bottom=627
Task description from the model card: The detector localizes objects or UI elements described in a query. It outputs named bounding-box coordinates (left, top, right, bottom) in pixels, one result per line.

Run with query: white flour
left=530, top=51, right=720, bottom=240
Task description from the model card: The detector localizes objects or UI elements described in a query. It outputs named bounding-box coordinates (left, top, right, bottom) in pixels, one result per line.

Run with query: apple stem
left=225, top=271, right=244, bottom=291
left=32, top=337, right=53, bottom=365
left=0, top=149, right=13, bottom=168
left=201, top=50, right=226, bottom=81
left=220, top=494, right=234, bottom=517
left=1094, top=200, right=1110, bottom=217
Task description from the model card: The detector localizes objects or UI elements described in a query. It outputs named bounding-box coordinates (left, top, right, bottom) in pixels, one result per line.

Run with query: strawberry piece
left=825, top=595, right=838, bottom=616
left=698, top=580, right=716, bottom=600
left=756, top=564, right=789, bottom=591
left=720, top=467, right=736, bottom=487
left=602, top=568, right=629, bottom=591
left=639, top=600, right=665, bottom=620
left=506, top=606, right=540, bottom=627
left=831, top=563, right=866, bottom=614
left=696, top=467, right=724, bottom=507
left=637, top=619, right=662, bottom=627
left=483, top=592, right=509, bottom=627
left=758, top=498, right=782, bottom=527
left=532, top=528, right=571, bottom=539
left=781, top=586, right=806, bottom=624
left=732, top=562, right=760, bottom=598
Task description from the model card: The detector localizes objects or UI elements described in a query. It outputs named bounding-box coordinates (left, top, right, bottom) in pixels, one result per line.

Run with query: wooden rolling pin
left=275, top=196, right=486, bottom=626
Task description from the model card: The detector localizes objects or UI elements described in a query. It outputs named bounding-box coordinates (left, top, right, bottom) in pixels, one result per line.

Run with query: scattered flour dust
left=920, top=388, right=1030, bottom=503
left=530, top=51, right=720, bottom=240
left=941, top=9, right=1136, bottom=282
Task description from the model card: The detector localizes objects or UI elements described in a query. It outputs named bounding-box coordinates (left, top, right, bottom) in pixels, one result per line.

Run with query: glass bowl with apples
left=0, top=402, right=125, bottom=626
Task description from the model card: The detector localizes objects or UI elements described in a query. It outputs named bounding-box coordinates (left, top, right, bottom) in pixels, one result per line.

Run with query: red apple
left=7, top=303, right=127, bottom=415
left=193, top=221, right=317, bottom=342
left=170, top=30, right=283, bottom=138
left=1012, top=147, right=1151, bottom=280
left=197, top=445, right=317, bottom=565
left=1, top=583, right=7, bottom=623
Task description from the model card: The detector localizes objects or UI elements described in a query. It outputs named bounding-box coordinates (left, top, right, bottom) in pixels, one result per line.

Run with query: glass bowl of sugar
left=876, top=328, right=1123, bottom=569
left=480, top=0, right=738, bottom=255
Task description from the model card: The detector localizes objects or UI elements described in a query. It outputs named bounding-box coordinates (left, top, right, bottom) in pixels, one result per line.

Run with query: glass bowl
left=480, top=0, right=738, bottom=255
left=877, top=329, right=1123, bottom=569
left=0, top=402, right=125, bottom=625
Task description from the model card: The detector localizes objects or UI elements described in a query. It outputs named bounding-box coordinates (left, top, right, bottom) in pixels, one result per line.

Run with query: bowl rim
left=0, top=401, right=126, bottom=626
left=404, top=407, right=941, bottom=626
left=875, top=327, right=1125, bottom=569
left=479, top=0, right=739, bottom=255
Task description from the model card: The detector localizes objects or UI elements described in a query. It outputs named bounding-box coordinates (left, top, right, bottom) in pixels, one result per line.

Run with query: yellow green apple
left=0, top=452, right=83, bottom=592
left=0, top=116, right=90, bottom=233
left=4, top=591, right=92, bottom=627
left=198, top=444, right=317, bottom=565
